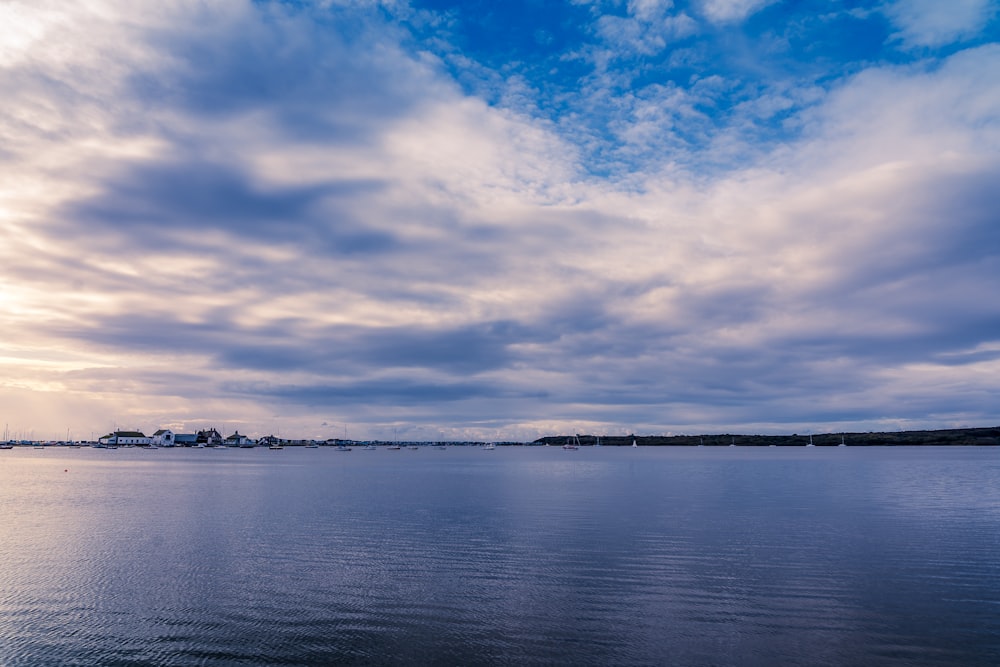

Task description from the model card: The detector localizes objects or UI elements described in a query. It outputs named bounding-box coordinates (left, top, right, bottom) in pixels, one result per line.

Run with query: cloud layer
left=2, top=0, right=999, bottom=441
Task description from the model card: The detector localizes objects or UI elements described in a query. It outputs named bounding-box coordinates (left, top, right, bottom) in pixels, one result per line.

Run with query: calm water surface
left=1, top=445, right=999, bottom=666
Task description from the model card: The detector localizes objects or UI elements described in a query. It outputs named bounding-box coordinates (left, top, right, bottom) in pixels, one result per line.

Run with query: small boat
left=407, top=445, right=419, bottom=450
left=562, top=436, right=579, bottom=451
left=484, top=442, right=496, bottom=450
left=0, top=444, right=13, bottom=450
left=269, top=443, right=284, bottom=450
left=386, top=445, right=401, bottom=450
left=336, top=445, right=352, bottom=451
left=363, top=444, right=377, bottom=450
left=304, top=443, right=319, bottom=449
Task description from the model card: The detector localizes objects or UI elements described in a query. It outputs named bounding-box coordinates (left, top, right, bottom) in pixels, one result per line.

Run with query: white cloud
left=884, top=0, right=998, bottom=48
left=700, top=0, right=780, bottom=23
left=2, top=1, right=1000, bottom=440
left=627, top=0, right=674, bottom=22
left=595, top=2, right=698, bottom=57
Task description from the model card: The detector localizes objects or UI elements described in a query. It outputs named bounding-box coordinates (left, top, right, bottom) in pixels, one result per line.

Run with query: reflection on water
left=1, top=446, right=999, bottom=665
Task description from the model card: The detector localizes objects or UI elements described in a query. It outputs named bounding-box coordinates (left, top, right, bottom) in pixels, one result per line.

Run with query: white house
left=225, top=431, right=254, bottom=447
left=98, top=430, right=151, bottom=446
left=196, top=428, right=224, bottom=446
left=151, top=429, right=175, bottom=447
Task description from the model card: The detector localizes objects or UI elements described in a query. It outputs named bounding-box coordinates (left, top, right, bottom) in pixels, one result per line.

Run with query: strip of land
left=534, top=427, right=1000, bottom=447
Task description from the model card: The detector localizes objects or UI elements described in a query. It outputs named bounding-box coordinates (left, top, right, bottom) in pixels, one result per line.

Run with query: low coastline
left=534, top=426, right=1000, bottom=447
left=4, top=426, right=999, bottom=448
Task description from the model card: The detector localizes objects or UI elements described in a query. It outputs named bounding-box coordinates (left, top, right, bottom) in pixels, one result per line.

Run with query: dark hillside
left=534, top=427, right=1000, bottom=447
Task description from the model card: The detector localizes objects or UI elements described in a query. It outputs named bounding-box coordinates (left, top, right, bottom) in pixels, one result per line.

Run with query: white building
left=151, top=429, right=175, bottom=447
left=98, top=430, right=151, bottom=446
left=225, top=431, right=254, bottom=447
left=196, top=428, right=224, bottom=446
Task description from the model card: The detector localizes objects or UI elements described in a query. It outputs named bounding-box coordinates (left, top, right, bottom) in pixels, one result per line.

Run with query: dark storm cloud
left=231, top=377, right=527, bottom=407
left=63, top=309, right=544, bottom=378
left=130, top=3, right=428, bottom=142
left=64, top=159, right=395, bottom=253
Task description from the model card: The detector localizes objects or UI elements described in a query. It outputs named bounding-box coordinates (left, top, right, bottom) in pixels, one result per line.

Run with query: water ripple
left=1, top=446, right=999, bottom=665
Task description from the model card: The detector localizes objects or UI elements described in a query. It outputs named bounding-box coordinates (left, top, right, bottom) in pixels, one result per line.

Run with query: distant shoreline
left=4, top=426, right=998, bottom=448
left=534, top=426, right=1000, bottom=447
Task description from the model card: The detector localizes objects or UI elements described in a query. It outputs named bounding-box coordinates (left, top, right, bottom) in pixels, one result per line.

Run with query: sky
left=2, top=0, right=999, bottom=442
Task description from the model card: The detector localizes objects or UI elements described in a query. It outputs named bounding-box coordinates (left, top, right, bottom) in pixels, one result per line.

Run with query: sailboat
left=631, top=439, right=638, bottom=448
left=807, top=435, right=815, bottom=447
left=838, top=436, right=846, bottom=447
left=562, top=435, right=580, bottom=450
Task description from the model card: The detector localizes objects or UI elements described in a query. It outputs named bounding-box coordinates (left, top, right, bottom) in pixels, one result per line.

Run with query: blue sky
left=1, top=0, right=999, bottom=441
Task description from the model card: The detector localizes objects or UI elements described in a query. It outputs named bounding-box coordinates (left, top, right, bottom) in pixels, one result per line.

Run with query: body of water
left=1, top=445, right=999, bottom=665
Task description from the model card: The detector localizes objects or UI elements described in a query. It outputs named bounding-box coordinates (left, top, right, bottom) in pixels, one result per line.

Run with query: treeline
left=533, top=426, right=1000, bottom=447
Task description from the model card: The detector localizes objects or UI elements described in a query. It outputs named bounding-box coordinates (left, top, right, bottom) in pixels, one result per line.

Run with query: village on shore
left=0, top=427, right=510, bottom=449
